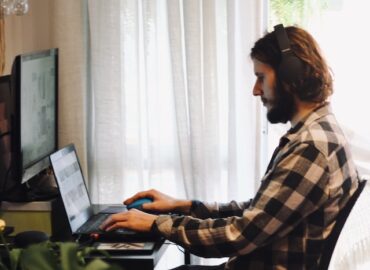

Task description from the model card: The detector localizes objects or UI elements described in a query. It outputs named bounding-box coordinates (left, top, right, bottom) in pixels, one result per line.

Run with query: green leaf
left=1, top=241, right=122, bottom=270
left=19, top=244, right=59, bottom=270
left=60, top=242, right=83, bottom=270
left=9, top=248, right=22, bottom=270
left=0, top=261, right=9, bottom=270
left=85, top=259, right=121, bottom=270
left=269, top=0, right=330, bottom=28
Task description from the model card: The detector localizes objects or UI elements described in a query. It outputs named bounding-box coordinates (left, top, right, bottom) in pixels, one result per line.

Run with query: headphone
left=274, top=24, right=303, bottom=84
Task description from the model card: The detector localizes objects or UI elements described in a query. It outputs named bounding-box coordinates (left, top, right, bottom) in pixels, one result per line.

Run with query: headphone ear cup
left=278, top=53, right=303, bottom=84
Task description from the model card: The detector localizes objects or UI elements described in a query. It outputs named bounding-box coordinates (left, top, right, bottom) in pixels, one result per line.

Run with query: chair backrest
left=327, top=179, right=370, bottom=269
left=318, top=179, right=367, bottom=270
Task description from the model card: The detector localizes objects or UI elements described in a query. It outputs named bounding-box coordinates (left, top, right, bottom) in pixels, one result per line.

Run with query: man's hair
left=250, top=26, right=333, bottom=103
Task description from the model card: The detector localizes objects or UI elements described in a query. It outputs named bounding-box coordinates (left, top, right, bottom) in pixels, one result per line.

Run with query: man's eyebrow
left=255, top=71, right=264, bottom=76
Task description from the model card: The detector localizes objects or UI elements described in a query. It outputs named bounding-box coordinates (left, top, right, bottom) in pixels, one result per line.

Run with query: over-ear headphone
left=274, top=24, right=303, bottom=84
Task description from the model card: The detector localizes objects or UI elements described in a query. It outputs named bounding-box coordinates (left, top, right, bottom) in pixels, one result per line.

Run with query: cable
left=163, top=241, right=185, bottom=254
left=0, top=131, right=12, bottom=200
left=74, top=234, right=82, bottom=243
left=0, top=131, right=10, bottom=139
left=0, top=161, right=13, bottom=200
left=75, top=234, right=96, bottom=248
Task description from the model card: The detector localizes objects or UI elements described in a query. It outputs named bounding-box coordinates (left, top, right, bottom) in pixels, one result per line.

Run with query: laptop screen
left=50, top=144, right=93, bottom=233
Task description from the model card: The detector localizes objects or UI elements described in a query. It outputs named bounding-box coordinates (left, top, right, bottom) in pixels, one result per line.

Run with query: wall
left=3, top=0, right=88, bottom=180
left=4, top=0, right=51, bottom=74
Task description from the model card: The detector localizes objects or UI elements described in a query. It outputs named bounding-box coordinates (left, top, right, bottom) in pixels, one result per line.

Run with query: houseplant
left=0, top=219, right=122, bottom=270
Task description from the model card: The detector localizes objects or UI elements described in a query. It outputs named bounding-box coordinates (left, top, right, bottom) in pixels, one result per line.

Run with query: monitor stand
left=25, top=172, right=59, bottom=201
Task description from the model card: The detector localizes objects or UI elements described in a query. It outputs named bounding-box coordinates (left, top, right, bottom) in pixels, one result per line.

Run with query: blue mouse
left=126, top=197, right=153, bottom=210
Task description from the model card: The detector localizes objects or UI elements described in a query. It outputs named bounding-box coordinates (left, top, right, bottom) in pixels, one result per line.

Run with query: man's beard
left=267, top=81, right=296, bottom=124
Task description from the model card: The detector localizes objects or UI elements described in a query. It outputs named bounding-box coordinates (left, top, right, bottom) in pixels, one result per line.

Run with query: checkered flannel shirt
left=152, top=103, right=360, bottom=269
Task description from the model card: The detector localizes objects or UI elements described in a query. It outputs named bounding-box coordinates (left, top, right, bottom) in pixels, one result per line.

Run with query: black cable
left=0, top=131, right=10, bottom=139
left=0, top=131, right=12, bottom=199
left=74, top=234, right=83, bottom=243
left=75, top=234, right=97, bottom=249
left=0, top=158, right=13, bottom=200
left=164, top=241, right=185, bottom=254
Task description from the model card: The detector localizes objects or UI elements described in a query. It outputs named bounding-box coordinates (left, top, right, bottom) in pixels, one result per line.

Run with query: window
left=268, top=0, right=370, bottom=178
left=87, top=1, right=264, bottom=204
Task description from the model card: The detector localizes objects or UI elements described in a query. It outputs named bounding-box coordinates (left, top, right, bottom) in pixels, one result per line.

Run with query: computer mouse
left=126, top=198, right=153, bottom=210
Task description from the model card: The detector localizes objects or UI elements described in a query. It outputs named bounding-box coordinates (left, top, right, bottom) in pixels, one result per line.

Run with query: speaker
left=274, top=24, right=303, bottom=84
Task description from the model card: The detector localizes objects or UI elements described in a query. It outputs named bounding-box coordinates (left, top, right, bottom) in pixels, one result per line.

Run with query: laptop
left=49, top=144, right=160, bottom=244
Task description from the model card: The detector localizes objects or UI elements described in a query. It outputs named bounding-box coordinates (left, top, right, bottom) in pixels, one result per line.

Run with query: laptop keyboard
left=77, top=213, right=111, bottom=233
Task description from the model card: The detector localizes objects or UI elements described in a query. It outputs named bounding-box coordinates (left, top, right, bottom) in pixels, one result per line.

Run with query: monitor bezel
left=11, top=48, right=59, bottom=185
left=0, top=75, right=12, bottom=198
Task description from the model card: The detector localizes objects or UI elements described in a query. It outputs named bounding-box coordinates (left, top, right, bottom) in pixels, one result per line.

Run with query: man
left=100, top=25, right=360, bottom=269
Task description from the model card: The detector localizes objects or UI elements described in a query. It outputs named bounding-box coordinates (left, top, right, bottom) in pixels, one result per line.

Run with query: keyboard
left=77, top=213, right=110, bottom=233
left=76, top=213, right=151, bottom=241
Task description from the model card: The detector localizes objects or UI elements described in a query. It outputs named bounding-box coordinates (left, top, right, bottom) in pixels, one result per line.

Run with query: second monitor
left=9, top=48, right=58, bottom=200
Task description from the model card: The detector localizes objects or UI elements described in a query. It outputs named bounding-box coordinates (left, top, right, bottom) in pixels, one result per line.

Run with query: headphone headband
left=274, top=24, right=291, bottom=54
left=273, top=24, right=303, bottom=84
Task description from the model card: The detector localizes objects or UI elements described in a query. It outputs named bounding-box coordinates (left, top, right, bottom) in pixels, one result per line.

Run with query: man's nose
left=253, top=82, right=262, bottom=96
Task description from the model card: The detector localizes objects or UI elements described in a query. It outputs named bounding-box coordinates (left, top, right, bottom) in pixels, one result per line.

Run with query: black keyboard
left=77, top=213, right=110, bottom=233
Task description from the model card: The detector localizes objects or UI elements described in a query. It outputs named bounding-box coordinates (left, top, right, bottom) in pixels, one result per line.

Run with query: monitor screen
left=11, top=48, right=58, bottom=184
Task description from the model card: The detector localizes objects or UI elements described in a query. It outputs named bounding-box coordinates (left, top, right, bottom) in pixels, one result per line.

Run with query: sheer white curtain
left=87, top=0, right=265, bottom=206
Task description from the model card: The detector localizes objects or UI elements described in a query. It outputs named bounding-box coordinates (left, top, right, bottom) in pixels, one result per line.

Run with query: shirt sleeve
left=152, top=143, right=330, bottom=258
left=189, top=200, right=252, bottom=219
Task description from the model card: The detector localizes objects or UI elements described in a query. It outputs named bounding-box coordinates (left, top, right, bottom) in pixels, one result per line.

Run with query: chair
left=318, top=179, right=367, bottom=270
left=327, top=179, right=370, bottom=269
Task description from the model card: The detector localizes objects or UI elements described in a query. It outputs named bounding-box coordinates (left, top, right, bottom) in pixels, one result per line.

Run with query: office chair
left=318, top=179, right=367, bottom=270
left=327, top=179, right=370, bottom=269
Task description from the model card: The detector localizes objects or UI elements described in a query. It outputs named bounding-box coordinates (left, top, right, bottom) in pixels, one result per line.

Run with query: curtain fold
left=87, top=0, right=264, bottom=207
left=168, top=0, right=223, bottom=200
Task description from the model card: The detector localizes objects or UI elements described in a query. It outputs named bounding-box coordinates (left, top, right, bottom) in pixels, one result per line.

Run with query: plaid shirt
left=153, top=103, right=360, bottom=269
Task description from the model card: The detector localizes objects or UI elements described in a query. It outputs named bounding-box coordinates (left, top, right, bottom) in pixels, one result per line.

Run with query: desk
left=87, top=239, right=168, bottom=270
left=1, top=201, right=180, bottom=269
left=0, top=199, right=71, bottom=240
left=0, top=200, right=56, bottom=236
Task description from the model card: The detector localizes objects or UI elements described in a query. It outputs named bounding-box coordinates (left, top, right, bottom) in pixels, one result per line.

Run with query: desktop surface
left=86, top=238, right=168, bottom=270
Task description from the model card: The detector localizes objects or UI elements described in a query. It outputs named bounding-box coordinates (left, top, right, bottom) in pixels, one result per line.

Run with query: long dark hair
left=250, top=26, right=333, bottom=103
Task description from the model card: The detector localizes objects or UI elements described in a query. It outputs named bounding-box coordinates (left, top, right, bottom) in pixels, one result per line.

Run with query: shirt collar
left=284, top=102, right=332, bottom=142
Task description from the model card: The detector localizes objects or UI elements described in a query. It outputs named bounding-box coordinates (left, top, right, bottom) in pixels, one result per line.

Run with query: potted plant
left=0, top=219, right=122, bottom=270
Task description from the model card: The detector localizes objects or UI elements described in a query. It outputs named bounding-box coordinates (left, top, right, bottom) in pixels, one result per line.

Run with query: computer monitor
left=0, top=75, right=12, bottom=193
left=11, top=48, right=58, bottom=186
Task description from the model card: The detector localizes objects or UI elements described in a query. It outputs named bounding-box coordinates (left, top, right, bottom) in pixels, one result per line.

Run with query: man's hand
left=124, top=189, right=192, bottom=214
left=100, top=209, right=158, bottom=232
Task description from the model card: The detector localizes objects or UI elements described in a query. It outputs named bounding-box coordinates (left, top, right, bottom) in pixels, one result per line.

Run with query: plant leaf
left=0, top=261, right=9, bottom=270
left=85, top=259, right=122, bottom=270
left=3, top=241, right=122, bottom=270
left=8, top=248, right=22, bottom=270
left=60, top=242, right=84, bottom=270
left=19, top=244, right=59, bottom=270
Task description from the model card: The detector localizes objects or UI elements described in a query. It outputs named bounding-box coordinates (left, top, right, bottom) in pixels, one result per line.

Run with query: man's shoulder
left=298, top=114, right=347, bottom=157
